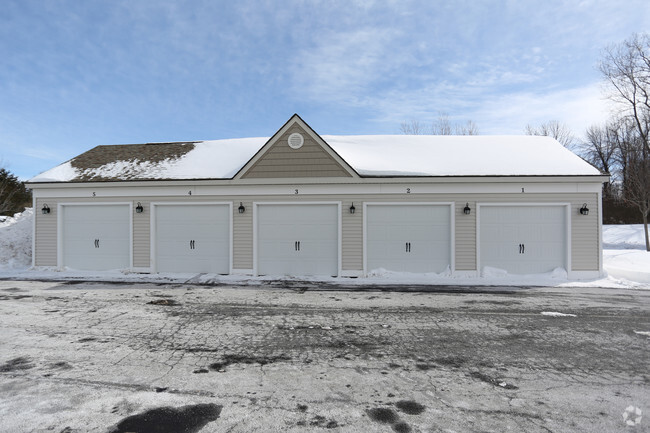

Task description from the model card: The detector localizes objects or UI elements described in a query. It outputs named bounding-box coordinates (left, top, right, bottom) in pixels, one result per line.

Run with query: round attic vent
left=288, top=133, right=304, bottom=149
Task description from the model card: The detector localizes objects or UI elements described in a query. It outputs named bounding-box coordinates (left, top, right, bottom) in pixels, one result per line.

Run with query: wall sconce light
left=579, top=203, right=589, bottom=216
left=463, top=203, right=471, bottom=215
left=349, top=203, right=356, bottom=214
left=135, top=202, right=144, bottom=213
left=41, top=204, right=50, bottom=215
left=238, top=202, right=246, bottom=214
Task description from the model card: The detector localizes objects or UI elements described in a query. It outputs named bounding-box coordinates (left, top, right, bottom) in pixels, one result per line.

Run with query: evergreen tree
left=0, top=167, right=32, bottom=216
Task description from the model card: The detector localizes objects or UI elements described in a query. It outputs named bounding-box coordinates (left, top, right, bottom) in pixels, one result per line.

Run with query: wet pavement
left=0, top=280, right=648, bottom=432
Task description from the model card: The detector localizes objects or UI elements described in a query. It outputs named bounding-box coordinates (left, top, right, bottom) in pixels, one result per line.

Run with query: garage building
left=27, top=114, right=608, bottom=279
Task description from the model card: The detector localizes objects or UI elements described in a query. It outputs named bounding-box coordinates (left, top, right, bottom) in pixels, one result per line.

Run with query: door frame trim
left=150, top=202, right=233, bottom=274
left=476, top=203, right=571, bottom=275
left=57, top=202, right=133, bottom=270
left=253, top=202, right=342, bottom=277
left=363, top=202, right=455, bottom=276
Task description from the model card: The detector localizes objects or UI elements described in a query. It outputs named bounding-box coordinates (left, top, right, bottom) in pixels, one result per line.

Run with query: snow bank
left=482, top=267, right=568, bottom=279
left=602, top=224, right=650, bottom=283
left=603, top=250, right=650, bottom=283
left=0, top=208, right=32, bottom=270
left=603, top=224, right=647, bottom=249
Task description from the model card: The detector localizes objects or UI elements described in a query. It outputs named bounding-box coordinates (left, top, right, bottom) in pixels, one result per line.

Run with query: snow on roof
left=324, top=135, right=600, bottom=176
left=28, top=134, right=600, bottom=183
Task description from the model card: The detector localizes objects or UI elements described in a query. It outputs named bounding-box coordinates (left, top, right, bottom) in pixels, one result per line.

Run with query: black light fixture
left=463, top=202, right=471, bottom=215
left=579, top=203, right=589, bottom=216
left=349, top=203, right=356, bottom=214
left=135, top=202, right=144, bottom=213
left=238, top=202, right=246, bottom=214
left=41, top=204, right=50, bottom=215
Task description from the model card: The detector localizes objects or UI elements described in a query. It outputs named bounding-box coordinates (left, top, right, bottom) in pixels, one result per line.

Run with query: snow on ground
left=0, top=208, right=32, bottom=271
left=540, top=312, right=577, bottom=317
left=0, top=209, right=648, bottom=289
left=602, top=224, right=650, bottom=284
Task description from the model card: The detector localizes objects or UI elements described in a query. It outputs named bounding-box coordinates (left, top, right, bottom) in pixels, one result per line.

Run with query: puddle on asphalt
left=470, top=371, right=518, bottom=389
left=0, top=294, right=32, bottom=300
left=392, top=421, right=412, bottom=433
left=0, top=356, right=34, bottom=372
left=367, top=407, right=400, bottom=424
left=208, top=354, right=291, bottom=371
left=147, top=299, right=180, bottom=306
left=108, top=403, right=222, bottom=433
left=368, top=400, right=426, bottom=432
left=395, top=400, right=426, bottom=415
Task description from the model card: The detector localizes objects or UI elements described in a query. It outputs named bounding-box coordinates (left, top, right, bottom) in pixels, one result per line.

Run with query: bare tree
left=623, top=145, right=650, bottom=250
left=400, top=120, right=426, bottom=135
left=400, top=112, right=479, bottom=135
left=599, top=33, right=650, bottom=250
left=599, top=33, right=650, bottom=154
left=580, top=123, right=618, bottom=196
left=525, top=120, right=575, bottom=148
left=432, top=112, right=452, bottom=135
left=455, top=120, right=479, bottom=135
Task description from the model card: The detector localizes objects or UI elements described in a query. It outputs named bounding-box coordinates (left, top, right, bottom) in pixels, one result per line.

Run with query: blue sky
left=1, top=0, right=649, bottom=180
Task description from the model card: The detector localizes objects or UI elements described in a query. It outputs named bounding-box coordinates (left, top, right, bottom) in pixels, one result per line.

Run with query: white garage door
left=155, top=204, right=230, bottom=273
left=366, top=204, right=451, bottom=273
left=257, top=204, right=339, bottom=276
left=61, top=204, right=130, bottom=270
left=479, top=205, right=567, bottom=274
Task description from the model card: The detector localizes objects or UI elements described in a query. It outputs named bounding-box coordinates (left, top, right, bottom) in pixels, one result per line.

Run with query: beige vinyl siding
left=571, top=196, right=599, bottom=270
left=241, top=125, right=352, bottom=179
left=342, top=200, right=362, bottom=271
left=132, top=201, right=150, bottom=268
left=33, top=191, right=601, bottom=273
left=34, top=198, right=58, bottom=266
left=455, top=201, right=476, bottom=270
left=233, top=200, right=253, bottom=269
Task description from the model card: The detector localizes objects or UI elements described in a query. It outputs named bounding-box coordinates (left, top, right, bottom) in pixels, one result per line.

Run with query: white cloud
left=289, top=27, right=404, bottom=101
left=471, top=83, right=614, bottom=136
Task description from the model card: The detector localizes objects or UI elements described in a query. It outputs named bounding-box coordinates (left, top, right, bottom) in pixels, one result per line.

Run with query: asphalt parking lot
left=0, top=280, right=648, bottom=432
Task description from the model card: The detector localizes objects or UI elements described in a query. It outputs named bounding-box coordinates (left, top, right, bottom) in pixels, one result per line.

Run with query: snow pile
left=0, top=208, right=32, bottom=270
left=603, top=224, right=647, bottom=249
left=482, top=267, right=568, bottom=279
left=602, top=225, right=650, bottom=284
left=366, top=266, right=452, bottom=280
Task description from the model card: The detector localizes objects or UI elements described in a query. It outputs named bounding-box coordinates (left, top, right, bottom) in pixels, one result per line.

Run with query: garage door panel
left=62, top=205, right=130, bottom=271
left=257, top=204, right=338, bottom=276
left=366, top=205, right=451, bottom=274
left=155, top=204, right=230, bottom=274
left=480, top=206, right=566, bottom=274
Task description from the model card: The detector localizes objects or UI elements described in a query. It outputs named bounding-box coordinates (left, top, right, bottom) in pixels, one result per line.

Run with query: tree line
left=400, top=34, right=650, bottom=251
left=0, top=167, right=31, bottom=217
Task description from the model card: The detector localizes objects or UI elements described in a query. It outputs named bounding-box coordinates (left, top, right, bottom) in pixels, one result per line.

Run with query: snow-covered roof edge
left=26, top=115, right=607, bottom=184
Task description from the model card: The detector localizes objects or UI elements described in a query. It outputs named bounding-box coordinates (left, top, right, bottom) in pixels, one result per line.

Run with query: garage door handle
left=190, top=240, right=195, bottom=250
left=519, top=243, right=525, bottom=254
left=94, top=239, right=99, bottom=248
left=405, top=242, right=411, bottom=252
left=295, top=241, right=301, bottom=251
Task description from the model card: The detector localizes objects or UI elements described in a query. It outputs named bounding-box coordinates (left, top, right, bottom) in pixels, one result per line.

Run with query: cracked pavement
left=0, top=280, right=648, bottom=432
